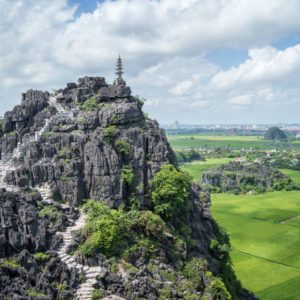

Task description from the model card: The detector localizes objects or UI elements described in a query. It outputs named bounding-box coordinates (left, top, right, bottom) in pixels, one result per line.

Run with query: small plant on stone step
left=91, top=289, right=103, bottom=300
left=79, top=273, right=86, bottom=283
left=57, top=283, right=67, bottom=292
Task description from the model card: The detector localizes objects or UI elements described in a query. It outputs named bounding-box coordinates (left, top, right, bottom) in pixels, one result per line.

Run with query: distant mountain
left=264, top=126, right=288, bottom=141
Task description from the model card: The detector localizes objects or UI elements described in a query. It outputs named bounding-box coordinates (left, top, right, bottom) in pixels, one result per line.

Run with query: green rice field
left=168, top=134, right=300, bottom=150
left=280, top=169, right=300, bottom=185
left=212, top=192, right=300, bottom=300
left=178, top=144, right=300, bottom=299
left=180, top=158, right=233, bottom=181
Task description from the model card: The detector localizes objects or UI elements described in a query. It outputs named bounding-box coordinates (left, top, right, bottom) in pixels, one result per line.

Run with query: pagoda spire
left=113, top=55, right=126, bottom=86
left=116, top=55, right=123, bottom=78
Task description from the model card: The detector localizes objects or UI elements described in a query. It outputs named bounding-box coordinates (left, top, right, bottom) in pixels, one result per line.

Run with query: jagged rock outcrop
left=1, top=78, right=176, bottom=207
left=0, top=190, right=50, bottom=257
left=0, top=249, right=78, bottom=299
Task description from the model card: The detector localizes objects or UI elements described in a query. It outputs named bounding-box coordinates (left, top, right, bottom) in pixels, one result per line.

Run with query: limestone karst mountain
left=0, top=62, right=256, bottom=299
left=264, top=126, right=288, bottom=141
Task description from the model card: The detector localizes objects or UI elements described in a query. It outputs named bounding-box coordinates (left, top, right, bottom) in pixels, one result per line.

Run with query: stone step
left=84, top=279, right=97, bottom=285
left=78, top=284, right=95, bottom=289
left=85, top=273, right=98, bottom=279
left=77, top=292, right=93, bottom=297
left=61, top=256, right=71, bottom=262
left=65, top=257, right=75, bottom=263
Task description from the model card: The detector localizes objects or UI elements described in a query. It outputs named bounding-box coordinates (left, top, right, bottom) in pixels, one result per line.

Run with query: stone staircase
left=37, top=185, right=102, bottom=300
left=0, top=141, right=23, bottom=191
left=0, top=94, right=102, bottom=299
left=0, top=93, right=76, bottom=187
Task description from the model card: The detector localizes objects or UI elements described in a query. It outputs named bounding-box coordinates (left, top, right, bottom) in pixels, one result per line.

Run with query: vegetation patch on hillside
left=202, top=161, right=300, bottom=194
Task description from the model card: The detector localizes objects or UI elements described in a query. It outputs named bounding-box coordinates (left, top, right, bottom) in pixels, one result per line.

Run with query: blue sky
left=69, top=0, right=100, bottom=14
left=0, top=0, right=300, bottom=124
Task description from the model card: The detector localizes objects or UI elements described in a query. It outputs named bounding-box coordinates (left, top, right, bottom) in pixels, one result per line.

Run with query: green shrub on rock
left=115, top=139, right=131, bottom=155
left=208, top=278, right=232, bottom=300
left=78, top=200, right=170, bottom=258
left=0, top=258, right=22, bottom=270
left=79, top=201, right=130, bottom=256
left=80, top=96, right=99, bottom=111
left=33, top=252, right=50, bottom=262
left=151, top=164, right=192, bottom=218
left=103, top=125, right=118, bottom=142
left=38, top=205, right=62, bottom=222
left=121, top=166, right=135, bottom=186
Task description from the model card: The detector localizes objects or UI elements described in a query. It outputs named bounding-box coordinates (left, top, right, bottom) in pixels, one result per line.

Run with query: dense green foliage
left=121, top=166, right=135, bottom=186
left=103, top=125, right=118, bottom=142
left=175, top=149, right=202, bottom=163
left=264, top=127, right=288, bottom=141
left=79, top=201, right=130, bottom=256
left=38, top=205, right=62, bottom=222
left=208, top=278, right=232, bottom=300
left=78, top=200, right=168, bottom=258
left=77, top=199, right=235, bottom=299
left=151, top=164, right=192, bottom=218
left=115, top=139, right=131, bottom=155
left=80, top=96, right=99, bottom=111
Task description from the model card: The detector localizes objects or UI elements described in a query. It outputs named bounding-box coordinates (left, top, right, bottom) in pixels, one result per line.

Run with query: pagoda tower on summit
left=113, top=55, right=126, bottom=86
left=97, top=55, right=131, bottom=100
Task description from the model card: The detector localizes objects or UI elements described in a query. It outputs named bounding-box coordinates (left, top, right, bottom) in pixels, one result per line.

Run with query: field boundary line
left=233, top=249, right=300, bottom=271
left=213, top=210, right=269, bottom=222
left=214, top=210, right=300, bottom=227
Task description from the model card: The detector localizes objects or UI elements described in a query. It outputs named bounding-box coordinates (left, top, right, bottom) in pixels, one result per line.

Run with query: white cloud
left=0, top=0, right=300, bottom=123
left=229, top=95, right=253, bottom=106
left=211, top=45, right=300, bottom=89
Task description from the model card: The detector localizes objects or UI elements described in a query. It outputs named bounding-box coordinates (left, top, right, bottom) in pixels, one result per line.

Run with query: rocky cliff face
left=0, top=190, right=78, bottom=299
left=0, top=77, right=255, bottom=299
left=1, top=77, right=176, bottom=208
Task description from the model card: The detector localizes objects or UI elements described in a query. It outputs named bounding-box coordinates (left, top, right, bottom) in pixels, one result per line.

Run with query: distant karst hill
left=202, top=161, right=299, bottom=194
left=264, top=126, right=288, bottom=141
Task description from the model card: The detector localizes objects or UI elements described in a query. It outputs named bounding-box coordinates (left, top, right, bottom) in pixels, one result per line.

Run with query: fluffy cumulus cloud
left=211, top=45, right=300, bottom=89
left=0, top=0, right=300, bottom=123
